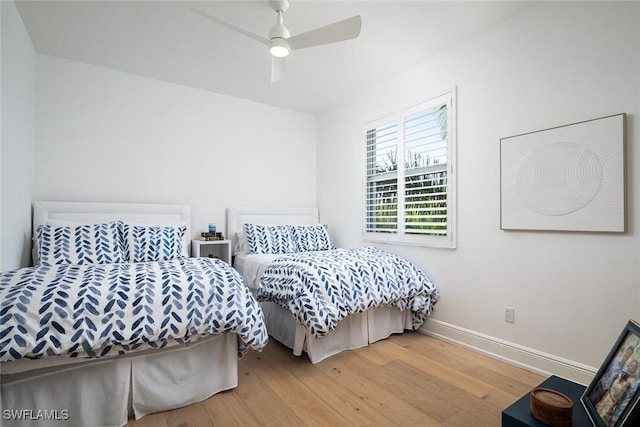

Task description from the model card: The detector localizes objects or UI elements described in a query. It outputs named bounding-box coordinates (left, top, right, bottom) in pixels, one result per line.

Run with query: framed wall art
left=581, top=320, right=640, bottom=427
left=500, top=113, right=626, bottom=232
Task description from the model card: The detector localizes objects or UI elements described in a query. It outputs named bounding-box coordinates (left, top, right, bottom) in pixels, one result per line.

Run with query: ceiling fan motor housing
left=269, top=0, right=290, bottom=13
left=269, top=11, right=290, bottom=40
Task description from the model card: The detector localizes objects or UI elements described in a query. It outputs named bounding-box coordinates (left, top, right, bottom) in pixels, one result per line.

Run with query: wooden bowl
left=530, top=387, right=574, bottom=427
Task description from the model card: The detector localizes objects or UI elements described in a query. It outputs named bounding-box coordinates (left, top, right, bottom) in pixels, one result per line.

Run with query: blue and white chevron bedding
left=257, top=247, right=439, bottom=338
left=0, top=257, right=268, bottom=364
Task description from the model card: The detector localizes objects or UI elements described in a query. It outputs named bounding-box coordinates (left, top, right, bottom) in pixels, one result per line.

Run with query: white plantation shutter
left=363, top=90, right=456, bottom=248
left=403, top=101, right=449, bottom=237
left=365, top=121, right=399, bottom=234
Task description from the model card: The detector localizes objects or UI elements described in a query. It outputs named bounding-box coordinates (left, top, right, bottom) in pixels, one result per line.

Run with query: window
left=364, top=90, right=456, bottom=248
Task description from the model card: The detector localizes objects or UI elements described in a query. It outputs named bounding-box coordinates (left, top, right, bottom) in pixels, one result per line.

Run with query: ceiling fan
left=192, top=0, right=362, bottom=83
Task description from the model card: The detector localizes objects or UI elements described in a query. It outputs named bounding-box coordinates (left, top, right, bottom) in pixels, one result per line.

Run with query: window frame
left=362, top=88, right=457, bottom=249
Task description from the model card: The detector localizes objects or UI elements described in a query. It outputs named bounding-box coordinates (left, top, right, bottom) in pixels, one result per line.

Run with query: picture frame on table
left=581, top=320, right=640, bottom=426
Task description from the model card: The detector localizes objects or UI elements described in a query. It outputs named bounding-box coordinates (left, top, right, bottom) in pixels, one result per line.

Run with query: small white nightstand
left=191, top=239, right=231, bottom=265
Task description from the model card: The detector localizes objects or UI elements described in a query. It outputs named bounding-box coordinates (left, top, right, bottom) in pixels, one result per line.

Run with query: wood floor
left=125, top=332, right=545, bottom=427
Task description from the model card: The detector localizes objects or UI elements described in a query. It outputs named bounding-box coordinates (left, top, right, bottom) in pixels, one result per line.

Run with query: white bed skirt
left=261, top=302, right=412, bottom=363
left=1, top=333, right=238, bottom=427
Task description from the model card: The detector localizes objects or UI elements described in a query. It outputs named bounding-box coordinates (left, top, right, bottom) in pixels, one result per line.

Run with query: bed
left=227, top=207, right=439, bottom=364
left=1, top=201, right=268, bottom=427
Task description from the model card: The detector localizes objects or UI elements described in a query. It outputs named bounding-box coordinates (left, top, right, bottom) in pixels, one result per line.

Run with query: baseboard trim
left=420, top=319, right=596, bottom=386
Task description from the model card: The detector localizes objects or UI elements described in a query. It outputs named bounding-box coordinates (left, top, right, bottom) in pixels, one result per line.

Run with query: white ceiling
left=16, top=0, right=535, bottom=114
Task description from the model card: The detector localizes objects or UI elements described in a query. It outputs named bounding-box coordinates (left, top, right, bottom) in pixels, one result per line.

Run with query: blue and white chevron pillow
left=36, top=221, right=125, bottom=266
left=121, top=223, right=187, bottom=262
left=244, top=223, right=297, bottom=254
left=293, top=224, right=335, bottom=252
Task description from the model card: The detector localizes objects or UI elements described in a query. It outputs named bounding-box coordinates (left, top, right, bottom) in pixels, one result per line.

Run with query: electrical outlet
left=504, top=307, right=515, bottom=324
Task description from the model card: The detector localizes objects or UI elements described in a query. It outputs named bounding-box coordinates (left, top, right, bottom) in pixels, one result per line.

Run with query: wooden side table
left=502, top=375, right=591, bottom=426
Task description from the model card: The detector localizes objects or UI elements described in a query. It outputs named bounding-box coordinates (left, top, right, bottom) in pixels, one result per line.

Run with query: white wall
left=0, top=0, right=36, bottom=271
left=318, top=1, right=640, bottom=383
left=34, top=54, right=317, bottom=248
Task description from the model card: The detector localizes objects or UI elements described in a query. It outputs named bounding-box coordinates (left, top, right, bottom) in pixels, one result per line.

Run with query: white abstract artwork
left=500, top=113, right=625, bottom=232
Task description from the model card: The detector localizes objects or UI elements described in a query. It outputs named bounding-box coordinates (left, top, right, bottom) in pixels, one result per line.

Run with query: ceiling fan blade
left=271, top=56, right=286, bottom=83
left=191, top=8, right=269, bottom=46
left=288, top=15, right=361, bottom=51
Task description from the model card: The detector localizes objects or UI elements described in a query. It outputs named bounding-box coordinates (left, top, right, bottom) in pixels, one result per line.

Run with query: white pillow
left=234, top=230, right=250, bottom=254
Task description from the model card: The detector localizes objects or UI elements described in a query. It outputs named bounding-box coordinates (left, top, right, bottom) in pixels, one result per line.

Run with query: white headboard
left=226, top=207, right=319, bottom=255
left=32, top=201, right=191, bottom=264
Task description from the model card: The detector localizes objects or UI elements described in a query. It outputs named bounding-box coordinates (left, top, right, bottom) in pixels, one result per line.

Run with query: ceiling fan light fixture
left=269, top=38, right=290, bottom=57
